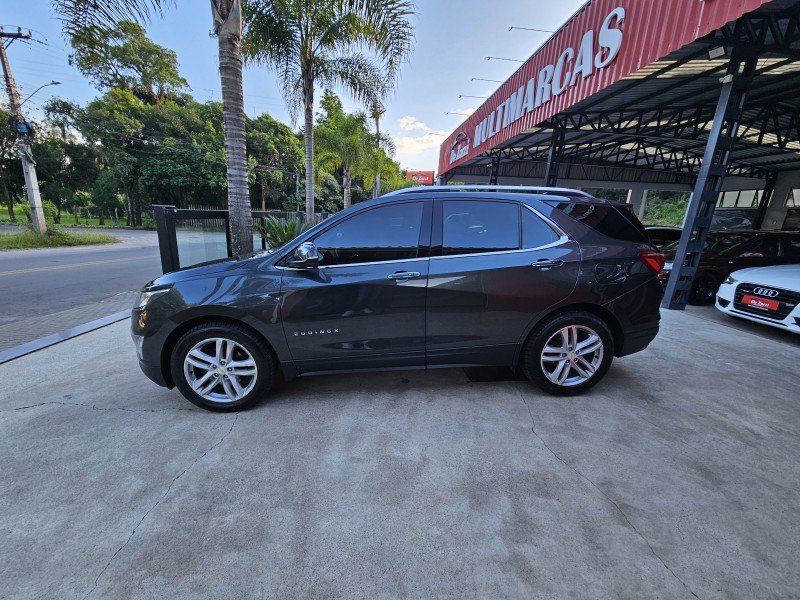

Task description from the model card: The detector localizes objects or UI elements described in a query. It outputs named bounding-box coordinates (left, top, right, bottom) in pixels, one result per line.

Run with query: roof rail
left=384, top=185, right=594, bottom=199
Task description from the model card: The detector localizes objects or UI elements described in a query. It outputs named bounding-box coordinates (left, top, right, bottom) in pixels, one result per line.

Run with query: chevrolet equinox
left=132, top=186, right=664, bottom=411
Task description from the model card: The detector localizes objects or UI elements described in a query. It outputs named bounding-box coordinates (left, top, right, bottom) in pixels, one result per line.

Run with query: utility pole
left=0, top=28, right=46, bottom=233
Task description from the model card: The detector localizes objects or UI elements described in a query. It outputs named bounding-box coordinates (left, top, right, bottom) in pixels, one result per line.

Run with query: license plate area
left=741, top=295, right=780, bottom=311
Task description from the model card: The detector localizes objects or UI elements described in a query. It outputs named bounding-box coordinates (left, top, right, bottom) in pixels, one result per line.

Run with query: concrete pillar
left=626, top=187, right=649, bottom=221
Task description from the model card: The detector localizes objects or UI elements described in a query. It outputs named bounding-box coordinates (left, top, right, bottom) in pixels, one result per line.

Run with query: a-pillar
left=626, top=187, right=649, bottom=220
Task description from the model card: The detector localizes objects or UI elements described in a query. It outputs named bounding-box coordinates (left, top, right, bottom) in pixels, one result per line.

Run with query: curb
left=0, top=311, right=131, bottom=365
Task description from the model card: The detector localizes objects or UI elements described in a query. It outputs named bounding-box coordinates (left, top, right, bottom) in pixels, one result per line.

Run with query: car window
left=442, top=200, right=519, bottom=255
left=738, top=236, right=779, bottom=257
left=313, top=202, right=424, bottom=266
left=663, top=232, right=756, bottom=254
left=523, top=208, right=559, bottom=248
left=784, top=237, right=800, bottom=259
left=552, top=202, right=649, bottom=243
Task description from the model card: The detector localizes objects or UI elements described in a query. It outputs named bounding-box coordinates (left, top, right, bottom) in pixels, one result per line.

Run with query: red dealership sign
left=439, top=0, right=773, bottom=175
left=405, top=171, right=436, bottom=185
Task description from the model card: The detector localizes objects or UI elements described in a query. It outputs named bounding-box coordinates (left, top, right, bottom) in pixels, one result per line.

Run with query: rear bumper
left=617, top=323, right=660, bottom=357
left=603, top=277, right=663, bottom=357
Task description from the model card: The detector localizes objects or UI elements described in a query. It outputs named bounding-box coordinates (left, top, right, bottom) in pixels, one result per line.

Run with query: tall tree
left=242, top=0, right=414, bottom=221
left=315, top=110, right=371, bottom=210
left=54, top=0, right=255, bottom=254
left=69, top=20, right=189, bottom=105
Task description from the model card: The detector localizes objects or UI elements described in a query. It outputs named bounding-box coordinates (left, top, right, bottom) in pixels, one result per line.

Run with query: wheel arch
left=160, top=314, right=281, bottom=389
left=515, top=303, right=625, bottom=368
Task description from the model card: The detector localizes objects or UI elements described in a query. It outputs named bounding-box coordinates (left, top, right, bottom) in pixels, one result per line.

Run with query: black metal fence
left=153, top=205, right=329, bottom=274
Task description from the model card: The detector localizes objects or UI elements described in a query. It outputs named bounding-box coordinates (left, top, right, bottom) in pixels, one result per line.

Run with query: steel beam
left=544, top=127, right=565, bottom=187
left=662, top=51, right=759, bottom=310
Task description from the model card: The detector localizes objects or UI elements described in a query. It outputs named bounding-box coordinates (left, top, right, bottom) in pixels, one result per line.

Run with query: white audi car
left=715, top=265, right=800, bottom=334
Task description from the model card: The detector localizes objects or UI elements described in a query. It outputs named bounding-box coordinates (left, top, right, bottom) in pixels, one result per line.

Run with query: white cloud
left=398, top=115, right=431, bottom=132
left=396, top=131, right=449, bottom=156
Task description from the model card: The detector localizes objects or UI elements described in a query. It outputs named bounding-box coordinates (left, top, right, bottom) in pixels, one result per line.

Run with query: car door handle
left=532, top=259, right=563, bottom=269
left=388, top=271, right=421, bottom=280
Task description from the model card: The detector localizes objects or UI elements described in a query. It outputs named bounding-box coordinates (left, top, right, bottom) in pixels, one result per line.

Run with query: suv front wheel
left=170, top=322, right=275, bottom=411
left=522, top=312, right=614, bottom=396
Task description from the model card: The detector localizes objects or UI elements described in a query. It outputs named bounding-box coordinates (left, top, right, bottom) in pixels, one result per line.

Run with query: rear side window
left=443, top=201, right=519, bottom=255
left=523, top=209, right=559, bottom=248
left=554, top=202, right=649, bottom=243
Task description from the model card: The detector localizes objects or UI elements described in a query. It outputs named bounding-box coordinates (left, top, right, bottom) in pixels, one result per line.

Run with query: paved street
left=1, top=308, right=799, bottom=599
left=0, top=229, right=162, bottom=351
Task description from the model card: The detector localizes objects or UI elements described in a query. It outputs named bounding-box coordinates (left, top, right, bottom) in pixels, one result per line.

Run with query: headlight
left=663, top=262, right=673, bottom=271
left=722, top=275, right=737, bottom=286
left=134, top=285, right=172, bottom=309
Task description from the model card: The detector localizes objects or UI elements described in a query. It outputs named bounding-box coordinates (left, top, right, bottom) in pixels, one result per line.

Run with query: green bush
left=254, top=216, right=312, bottom=249
left=19, top=200, right=59, bottom=224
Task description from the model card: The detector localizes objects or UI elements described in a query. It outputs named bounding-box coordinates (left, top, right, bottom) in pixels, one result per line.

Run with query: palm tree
left=315, top=111, right=371, bottom=209
left=242, top=0, right=414, bottom=221
left=53, top=0, right=254, bottom=255
left=370, top=101, right=386, bottom=198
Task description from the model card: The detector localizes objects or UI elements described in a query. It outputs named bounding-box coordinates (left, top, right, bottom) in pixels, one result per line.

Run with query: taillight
left=639, top=250, right=665, bottom=273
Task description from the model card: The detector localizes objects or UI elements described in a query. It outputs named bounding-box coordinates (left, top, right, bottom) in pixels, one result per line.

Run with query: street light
left=20, top=80, right=61, bottom=106
left=486, top=56, right=524, bottom=62
left=508, top=26, right=554, bottom=33
left=458, top=94, right=487, bottom=99
left=445, top=111, right=472, bottom=116
left=471, top=77, right=502, bottom=83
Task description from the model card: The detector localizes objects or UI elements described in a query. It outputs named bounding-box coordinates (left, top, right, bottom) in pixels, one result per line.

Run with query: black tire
left=170, top=321, right=275, bottom=412
left=522, top=311, right=614, bottom=396
left=688, top=272, right=718, bottom=306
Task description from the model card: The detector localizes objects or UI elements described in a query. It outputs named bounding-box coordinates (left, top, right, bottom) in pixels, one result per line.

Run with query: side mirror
left=288, top=242, right=321, bottom=268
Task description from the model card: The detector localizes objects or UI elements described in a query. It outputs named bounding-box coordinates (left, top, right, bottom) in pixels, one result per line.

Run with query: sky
left=4, top=0, right=586, bottom=174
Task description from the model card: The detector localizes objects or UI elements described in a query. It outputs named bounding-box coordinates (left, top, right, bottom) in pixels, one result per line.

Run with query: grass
left=1, top=212, right=154, bottom=230
left=0, top=228, right=120, bottom=250
left=641, top=196, right=691, bottom=227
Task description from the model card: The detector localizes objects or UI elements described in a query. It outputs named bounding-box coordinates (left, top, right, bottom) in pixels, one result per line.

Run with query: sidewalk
left=2, top=310, right=799, bottom=599
left=0, top=291, right=137, bottom=353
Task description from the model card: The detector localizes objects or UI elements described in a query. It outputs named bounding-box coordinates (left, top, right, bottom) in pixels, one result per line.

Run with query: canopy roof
left=439, top=0, right=800, bottom=186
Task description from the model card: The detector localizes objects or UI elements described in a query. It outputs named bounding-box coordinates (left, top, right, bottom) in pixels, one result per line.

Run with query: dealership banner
left=439, top=0, right=772, bottom=175
left=405, top=171, right=436, bottom=185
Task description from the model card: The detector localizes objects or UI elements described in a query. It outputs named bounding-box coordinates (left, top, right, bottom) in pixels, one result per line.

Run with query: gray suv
left=132, top=186, right=664, bottom=411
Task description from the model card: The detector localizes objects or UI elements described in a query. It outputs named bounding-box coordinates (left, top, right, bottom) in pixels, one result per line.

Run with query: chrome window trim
left=277, top=256, right=430, bottom=271
left=430, top=239, right=571, bottom=262
left=277, top=201, right=571, bottom=270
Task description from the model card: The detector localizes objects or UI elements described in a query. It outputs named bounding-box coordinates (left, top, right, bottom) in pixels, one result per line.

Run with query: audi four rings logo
left=753, top=287, right=779, bottom=298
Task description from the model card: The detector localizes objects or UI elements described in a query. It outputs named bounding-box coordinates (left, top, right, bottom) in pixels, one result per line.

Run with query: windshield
left=663, top=231, right=757, bottom=254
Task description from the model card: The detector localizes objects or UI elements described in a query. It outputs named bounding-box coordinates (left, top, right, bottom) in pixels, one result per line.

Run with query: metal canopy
left=443, top=0, right=800, bottom=186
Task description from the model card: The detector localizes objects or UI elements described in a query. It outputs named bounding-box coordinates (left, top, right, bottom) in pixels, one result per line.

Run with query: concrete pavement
left=1, top=309, right=799, bottom=599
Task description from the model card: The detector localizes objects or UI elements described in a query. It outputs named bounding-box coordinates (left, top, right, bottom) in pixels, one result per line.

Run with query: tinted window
left=523, top=208, right=559, bottom=248
left=443, top=201, right=519, bottom=255
left=662, top=232, right=757, bottom=254
left=554, top=202, right=649, bottom=243
left=784, top=237, right=800, bottom=259
left=314, top=202, right=424, bottom=266
left=739, top=236, right=779, bottom=257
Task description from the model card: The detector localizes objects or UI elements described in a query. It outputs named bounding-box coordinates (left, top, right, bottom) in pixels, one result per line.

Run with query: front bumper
left=715, top=282, right=800, bottom=335
left=138, top=357, right=170, bottom=387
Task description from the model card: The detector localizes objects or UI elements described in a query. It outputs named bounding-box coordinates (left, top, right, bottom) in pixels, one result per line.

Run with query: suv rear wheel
left=522, top=312, right=614, bottom=395
left=170, top=322, right=275, bottom=411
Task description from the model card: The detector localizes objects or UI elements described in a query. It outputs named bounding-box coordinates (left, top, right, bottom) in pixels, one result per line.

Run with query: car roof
left=384, top=185, right=596, bottom=202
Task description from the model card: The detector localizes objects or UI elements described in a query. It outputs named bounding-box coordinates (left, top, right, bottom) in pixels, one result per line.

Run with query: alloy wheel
left=183, top=337, right=258, bottom=403
left=540, top=325, right=604, bottom=387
